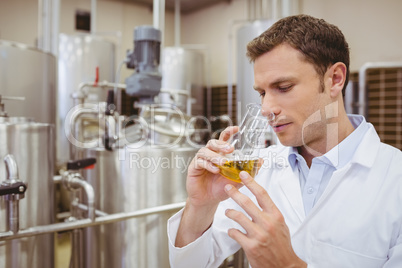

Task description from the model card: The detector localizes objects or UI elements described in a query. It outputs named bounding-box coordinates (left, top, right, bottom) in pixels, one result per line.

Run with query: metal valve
left=0, top=154, right=28, bottom=201
left=0, top=181, right=27, bottom=197
left=67, top=158, right=96, bottom=171
left=62, top=158, right=96, bottom=222
left=0, top=154, right=27, bottom=234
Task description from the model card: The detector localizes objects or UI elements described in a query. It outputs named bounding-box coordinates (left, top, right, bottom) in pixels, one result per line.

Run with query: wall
left=1, top=0, right=402, bottom=86
left=0, top=0, right=175, bottom=82
left=181, top=0, right=247, bottom=87
left=302, top=0, right=402, bottom=73
left=0, top=0, right=39, bottom=45
left=181, top=0, right=402, bottom=85
left=58, top=0, right=175, bottom=80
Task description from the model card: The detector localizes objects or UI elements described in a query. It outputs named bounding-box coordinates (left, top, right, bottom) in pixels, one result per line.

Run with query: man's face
left=253, top=43, right=334, bottom=151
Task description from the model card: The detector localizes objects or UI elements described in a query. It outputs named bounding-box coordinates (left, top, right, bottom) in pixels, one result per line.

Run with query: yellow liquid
left=218, top=159, right=259, bottom=183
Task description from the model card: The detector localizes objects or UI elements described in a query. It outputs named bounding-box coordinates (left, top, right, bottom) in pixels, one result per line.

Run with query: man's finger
left=219, top=126, right=239, bottom=142
left=224, top=183, right=263, bottom=221
left=196, top=147, right=228, bottom=166
left=192, top=156, right=221, bottom=174
left=225, top=208, right=256, bottom=237
left=205, top=139, right=233, bottom=155
left=239, top=171, right=278, bottom=213
left=227, top=227, right=249, bottom=245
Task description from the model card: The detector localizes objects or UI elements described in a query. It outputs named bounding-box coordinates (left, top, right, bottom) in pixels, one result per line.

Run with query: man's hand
left=175, top=126, right=243, bottom=247
left=186, top=126, right=243, bottom=208
left=224, top=171, right=307, bottom=268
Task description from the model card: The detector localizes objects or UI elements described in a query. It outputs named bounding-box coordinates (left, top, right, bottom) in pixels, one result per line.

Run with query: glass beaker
left=217, top=103, right=273, bottom=183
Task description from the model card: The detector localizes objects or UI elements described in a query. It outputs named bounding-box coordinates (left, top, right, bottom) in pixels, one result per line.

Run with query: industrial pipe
left=76, top=80, right=126, bottom=109
left=91, top=0, right=97, bottom=34
left=153, top=0, right=165, bottom=46
left=1, top=154, right=27, bottom=268
left=0, top=201, right=185, bottom=241
left=78, top=81, right=126, bottom=95
left=2, top=155, right=25, bottom=234
left=69, top=81, right=127, bottom=157
left=77, top=203, right=108, bottom=217
left=68, top=105, right=100, bottom=160
left=62, top=172, right=96, bottom=221
left=175, top=0, right=181, bottom=47
left=6, top=199, right=19, bottom=234
left=4, top=155, right=19, bottom=182
left=77, top=80, right=126, bottom=108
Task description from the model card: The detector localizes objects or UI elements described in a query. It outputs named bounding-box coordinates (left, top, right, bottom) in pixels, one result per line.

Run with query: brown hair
left=247, top=14, right=350, bottom=94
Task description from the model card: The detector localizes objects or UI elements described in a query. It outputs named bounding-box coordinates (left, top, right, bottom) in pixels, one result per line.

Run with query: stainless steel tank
left=161, top=47, right=205, bottom=115
left=0, top=117, right=55, bottom=268
left=79, top=106, right=197, bottom=268
left=0, top=40, right=56, bottom=125
left=236, top=20, right=273, bottom=121
left=236, top=20, right=279, bottom=146
left=58, top=34, right=115, bottom=166
left=82, top=145, right=195, bottom=268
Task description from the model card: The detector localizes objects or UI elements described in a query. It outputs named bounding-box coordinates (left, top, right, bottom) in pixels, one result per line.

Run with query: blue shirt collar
left=288, top=114, right=370, bottom=170
left=288, top=147, right=300, bottom=171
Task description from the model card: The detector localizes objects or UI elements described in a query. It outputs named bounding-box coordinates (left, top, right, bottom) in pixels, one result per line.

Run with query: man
left=168, top=14, right=402, bottom=267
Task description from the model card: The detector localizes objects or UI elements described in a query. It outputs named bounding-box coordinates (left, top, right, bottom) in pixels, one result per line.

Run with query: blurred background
left=0, top=0, right=401, bottom=267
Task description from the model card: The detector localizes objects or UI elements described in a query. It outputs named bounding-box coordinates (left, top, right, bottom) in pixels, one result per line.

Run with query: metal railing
left=0, top=202, right=185, bottom=241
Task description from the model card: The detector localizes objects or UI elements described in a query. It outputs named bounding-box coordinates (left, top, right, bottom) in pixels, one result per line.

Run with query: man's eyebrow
left=253, top=77, right=296, bottom=91
left=269, top=77, right=296, bottom=86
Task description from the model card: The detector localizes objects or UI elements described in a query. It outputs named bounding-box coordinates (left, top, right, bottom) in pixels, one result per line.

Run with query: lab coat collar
left=287, top=115, right=370, bottom=170
left=299, top=127, right=380, bottom=228
left=275, top=117, right=381, bottom=225
left=348, top=122, right=381, bottom=168
left=322, top=115, right=380, bottom=169
left=297, top=121, right=381, bottom=228
left=323, top=114, right=370, bottom=168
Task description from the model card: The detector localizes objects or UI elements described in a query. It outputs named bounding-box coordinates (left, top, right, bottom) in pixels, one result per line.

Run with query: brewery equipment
left=161, top=47, right=206, bottom=116
left=58, top=34, right=116, bottom=166
left=0, top=40, right=56, bottom=126
left=125, top=25, right=162, bottom=102
left=0, top=155, right=28, bottom=268
left=63, top=25, right=199, bottom=268
left=65, top=101, right=197, bottom=267
left=0, top=99, right=55, bottom=268
left=70, top=100, right=197, bottom=267
left=82, top=140, right=195, bottom=268
left=0, top=155, right=28, bottom=232
left=235, top=20, right=274, bottom=121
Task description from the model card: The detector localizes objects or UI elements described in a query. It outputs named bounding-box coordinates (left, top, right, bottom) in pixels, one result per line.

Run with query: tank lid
left=0, top=117, right=34, bottom=124
left=0, top=39, right=56, bottom=57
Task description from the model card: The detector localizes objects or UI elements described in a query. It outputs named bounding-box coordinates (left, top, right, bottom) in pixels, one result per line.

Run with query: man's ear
left=327, top=62, right=347, bottom=98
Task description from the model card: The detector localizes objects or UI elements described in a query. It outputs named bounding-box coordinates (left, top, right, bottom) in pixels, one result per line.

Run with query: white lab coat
left=168, top=123, right=402, bottom=268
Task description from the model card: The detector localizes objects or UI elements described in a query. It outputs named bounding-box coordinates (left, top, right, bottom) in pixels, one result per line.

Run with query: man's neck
left=297, top=114, right=355, bottom=168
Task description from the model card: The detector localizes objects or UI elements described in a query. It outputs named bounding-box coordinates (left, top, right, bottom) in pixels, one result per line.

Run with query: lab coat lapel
left=306, top=165, right=351, bottom=219
left=277, top=161, right=305, bottom=223
left=303, top=125, right=380, bottom=219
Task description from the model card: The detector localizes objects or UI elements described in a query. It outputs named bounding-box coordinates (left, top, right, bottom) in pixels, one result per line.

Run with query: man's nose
left=261, top=97, right=280, bottom=121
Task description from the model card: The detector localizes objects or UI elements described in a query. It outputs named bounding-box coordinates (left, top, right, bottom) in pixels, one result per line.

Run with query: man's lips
left=270, top=122, right=291, bottom=132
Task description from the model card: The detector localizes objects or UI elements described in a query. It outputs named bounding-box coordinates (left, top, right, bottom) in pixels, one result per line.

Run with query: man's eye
left=259, top=91, right=265, bottom=97
left=278, top=85, right=293, bottom=92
